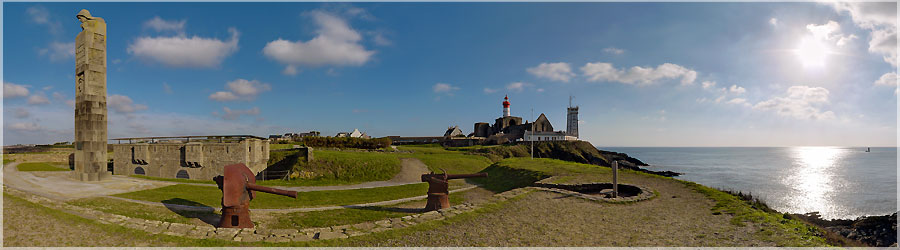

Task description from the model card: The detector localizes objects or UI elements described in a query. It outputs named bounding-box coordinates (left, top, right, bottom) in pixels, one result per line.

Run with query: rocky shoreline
left=790, top=212, right=897, bottom=247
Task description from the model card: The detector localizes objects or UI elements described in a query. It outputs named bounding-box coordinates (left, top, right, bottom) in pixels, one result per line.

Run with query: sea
left=599, top=147, right=898, bottom=220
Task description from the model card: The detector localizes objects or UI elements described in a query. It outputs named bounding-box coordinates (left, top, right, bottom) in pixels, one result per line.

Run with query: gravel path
left=2, top=162, right=171, bottom=201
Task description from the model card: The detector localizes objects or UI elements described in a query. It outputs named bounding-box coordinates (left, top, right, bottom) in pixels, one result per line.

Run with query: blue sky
left=2, top=2, right=897, bottom=147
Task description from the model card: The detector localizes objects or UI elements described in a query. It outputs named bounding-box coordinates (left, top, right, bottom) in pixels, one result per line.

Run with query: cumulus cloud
left=603, top=47, right=625, bottom=55
left=27, top=93, right=50, bottom=105
left=143, top=16, right=186, bottom=34
left=701, top=81, right=717, bottom=90
left=213, top=107, right=260, bottom=120
left=874, top=72, right=898, bottom=86
left=13, top=107, right=30, bottom=118
left=753, top=86, right=835, bottom=120
left=829, top=2, right=897, bottom=66
left=769, top=17, right=778, bottom=27
left=581, top=62, right=698, bottom=85
left=4, top=82, right=30, bottom=98
left=108, top=94, right=148, bottom=113
left=282, top=65, right=299, bottom=76
left=727, top=98, right=749, bottom=106
left=38, top=42, right=75, bottom=61
left=208, top=79, right=271, bottom=102
left=729, top=85, right=747, bottom=94
left=263, top=11, right=375, bottom=74
left=483, top=88, right=498, bottom=94
left=433, top=83, right=459, bottom=94
left=806, top=21, right=857, bottom=47
left=527, top=62, right=575, bottom=82
left=506, top=82, right=529, bottom=92
left=26, top=6, right=61, bottom=35
left=128, top=27, right=240, bottom=68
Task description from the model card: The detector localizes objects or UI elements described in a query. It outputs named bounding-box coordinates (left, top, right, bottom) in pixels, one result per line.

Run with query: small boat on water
left=865, top=147, right=871, bottom=152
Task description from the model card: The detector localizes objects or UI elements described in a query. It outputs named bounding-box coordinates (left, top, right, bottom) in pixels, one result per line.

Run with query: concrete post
left=612, top=160, right=618, bottom=198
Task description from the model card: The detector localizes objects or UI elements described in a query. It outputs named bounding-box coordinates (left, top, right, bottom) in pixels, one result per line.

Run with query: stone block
left=315, top=231, right=348, bottom=240
left=351, top=222, right=376, bottom=231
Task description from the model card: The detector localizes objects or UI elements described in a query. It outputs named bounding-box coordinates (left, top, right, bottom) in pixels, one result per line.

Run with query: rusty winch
left=420, top=169, right=487, bottom=211
left=214, top=163, right=297, bottom=228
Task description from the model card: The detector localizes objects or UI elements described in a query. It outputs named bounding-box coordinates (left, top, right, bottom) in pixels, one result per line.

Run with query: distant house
left=268, top=134, right=283, bottom=141
left=444, top=126, right=464, bottom=137
left=349, top=129, right=363, bottom=138
left=298, top=131, right=320, bottom=137
left=335, top=132, right=350, bottom=138
left=336, top=129, right=371, bottom=139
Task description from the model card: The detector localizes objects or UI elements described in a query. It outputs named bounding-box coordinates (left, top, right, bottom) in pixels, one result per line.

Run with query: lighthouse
left=502, top=95, right=511, bottom=117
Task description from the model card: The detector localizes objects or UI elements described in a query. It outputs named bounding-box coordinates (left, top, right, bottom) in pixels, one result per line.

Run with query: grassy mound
left=398, top=145, right=493, bottom=174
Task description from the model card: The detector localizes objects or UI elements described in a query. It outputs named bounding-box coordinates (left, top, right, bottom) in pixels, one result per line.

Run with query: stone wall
left=112, top=138, right=269, bottom=180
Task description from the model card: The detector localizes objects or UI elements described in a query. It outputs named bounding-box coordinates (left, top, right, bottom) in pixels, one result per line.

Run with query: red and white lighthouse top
left=502, top=95, right=510, bottom=108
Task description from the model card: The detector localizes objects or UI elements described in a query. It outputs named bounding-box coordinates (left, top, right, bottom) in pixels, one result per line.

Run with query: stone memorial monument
left=73, top=9, right=111, bottom=181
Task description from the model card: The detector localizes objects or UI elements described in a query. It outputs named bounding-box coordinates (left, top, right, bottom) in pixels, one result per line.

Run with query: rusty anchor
left=214, top=163, right=298, bottom=228
left=420, top=168, right=487, bottom=211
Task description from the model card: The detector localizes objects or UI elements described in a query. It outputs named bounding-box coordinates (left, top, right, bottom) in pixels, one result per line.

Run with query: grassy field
left=113, top=183, right=430, bottom=209
left=3, top=158, right=13, bottom=165
left=263, top=149, right=402, bottom=186
left=270, top=144, right=296, bottom=150
left=397, top=145, right=493, bottom=174
left=16, top=162, right=70, bottom=172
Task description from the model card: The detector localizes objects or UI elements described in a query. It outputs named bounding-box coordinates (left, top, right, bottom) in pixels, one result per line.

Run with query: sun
left=795, top=36, right=830, bottom=68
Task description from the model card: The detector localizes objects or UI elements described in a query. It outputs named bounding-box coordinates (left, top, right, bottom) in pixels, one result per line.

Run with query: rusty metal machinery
left=420, top=169, right=487, bottom=211
left=214, top=163, right=298, bottom=228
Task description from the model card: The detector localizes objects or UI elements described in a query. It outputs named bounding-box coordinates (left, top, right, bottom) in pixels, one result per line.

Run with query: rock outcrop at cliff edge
left=793, top=212, right=897, bottom=247
left=470, top=141, right=681, bottom=177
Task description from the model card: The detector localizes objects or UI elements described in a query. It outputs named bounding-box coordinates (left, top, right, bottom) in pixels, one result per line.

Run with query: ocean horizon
left=600, top=146, right=898, bottom=220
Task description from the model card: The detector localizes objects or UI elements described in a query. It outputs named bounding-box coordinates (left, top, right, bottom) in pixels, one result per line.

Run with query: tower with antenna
left=567, top=95, right=579, bottom=138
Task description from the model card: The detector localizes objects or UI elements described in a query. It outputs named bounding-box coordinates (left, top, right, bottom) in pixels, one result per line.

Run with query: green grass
left=3, top=158, right=14, bottom=165
left=270, top=143, right=296, bottom=150
left=69, top=197, right=217, bottom=225
left=113, top=183, right=430, bottom=209
left=265, top=149, right=401, bottom=186
left=129, top=175, right=216, bottom=184
left=398, top=144, right=493, bottom=174
left=683, top=181, right=828, bottom=246
left=16, top=162, right=70, bottom=171
left=471, top=158, right=611, bottom=192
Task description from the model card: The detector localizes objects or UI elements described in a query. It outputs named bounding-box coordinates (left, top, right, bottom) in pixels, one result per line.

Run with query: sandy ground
left=2, top=162, right=171, bottom=201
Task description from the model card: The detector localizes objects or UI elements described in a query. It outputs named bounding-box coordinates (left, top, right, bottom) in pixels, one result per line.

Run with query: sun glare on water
left=795, top=36, right=829, bottom=68
left=783, top=147, right=848, bottom=216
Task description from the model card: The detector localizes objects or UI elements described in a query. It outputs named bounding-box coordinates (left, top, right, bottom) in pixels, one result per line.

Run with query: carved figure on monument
left=73, top=9, right=110, bottom=181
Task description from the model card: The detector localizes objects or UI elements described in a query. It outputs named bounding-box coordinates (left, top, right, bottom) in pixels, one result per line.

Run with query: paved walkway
left=2, top=162, right=171, bottom=201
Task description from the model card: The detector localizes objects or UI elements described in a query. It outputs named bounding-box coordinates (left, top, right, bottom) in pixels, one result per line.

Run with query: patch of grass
left=16, top=162, right=70, bottom=171
left=397, top=144, right=493, bottom=174
left=128, top=175, right=215, bottom=184
left=69, top=197, right=217, bottom=225
left=270, top=144, right=295, bottom=150
left=264, top=149, right=401, bottom=186
left=3, top=158, right=14, bottom=165
left=113, top=183, right=429, bottom=209
left=682, top=181, right=829, bottom=246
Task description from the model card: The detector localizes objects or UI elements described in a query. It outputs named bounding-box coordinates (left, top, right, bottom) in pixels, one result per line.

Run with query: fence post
left=612, top=160, right=618, bottom=198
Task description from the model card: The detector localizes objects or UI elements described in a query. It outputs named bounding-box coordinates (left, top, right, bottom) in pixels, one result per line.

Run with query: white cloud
left=806, top=21, right=857, bottom=47
left=8, top=122, right=43, bottom=132
left=506, top=82, right=529, bottom=92
left=371, top=32, right=392, bottom=46
left=163, top=82, right=173, bottom=94
left=39, top=42, right=75, bottom=62
left=262, top=11, right=374, bottom=71
left=143, top=16, right=186, bottom=34
left=829, top=3, right=897, bottom=66
left=26, top=6, right=61, bottom=35
left=108, top=94, right=148, bottom=113
left=753, top=86, right=835, bottom=120
left=208, top=79, right=271, bottom=102
left=433, top=83, right=459, bottom=94
left=128, top=28, right=239, bottom=68
left=729, top=85, right=747, bottom=94
left=874, top=72, right=898, bottom=86
left=213, top=107, right=260, bottom=120
left=603, top=47, right=625, bottom=55
left=536, top=88, right=545, bottom=92
left=4, top=82, right=30, bottom=98
left=65, top=99, right=75, bottom=108
left=13, top=107, right=30, bottom=118
left=483, top=88, right=498, bottom=94
left=769, top=17, right=778, bottom=26
left=727, top=98, right=749, bottom=106
left=27, top=93, right=50, bottom=105
left=282, top=65, right=299, bottom=76
left=527, top=62, right=575, bottom=82
left=581, top=62, right=698, bottom=85
left=701, top=81, right=717, bottom=90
